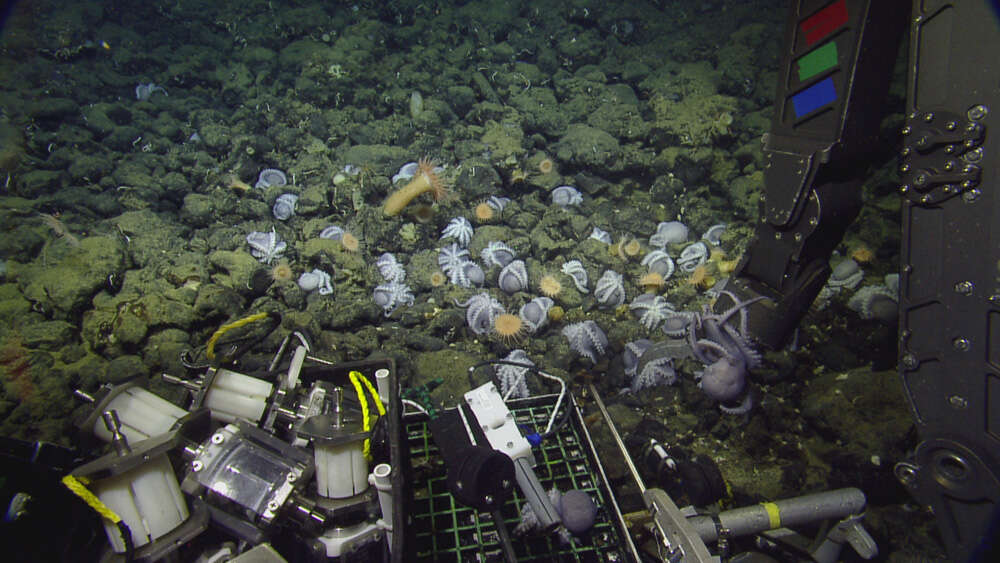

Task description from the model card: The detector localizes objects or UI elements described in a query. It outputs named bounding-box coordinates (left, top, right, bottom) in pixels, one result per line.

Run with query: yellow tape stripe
left=761, top=501, right=781, bottom=529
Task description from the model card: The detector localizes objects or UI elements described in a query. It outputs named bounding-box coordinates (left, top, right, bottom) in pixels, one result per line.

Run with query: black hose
left=116, top=520, right=134, bottom=562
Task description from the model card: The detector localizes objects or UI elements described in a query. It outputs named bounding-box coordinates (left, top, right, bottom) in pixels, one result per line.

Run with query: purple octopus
left=685, top=291, right=766, bottom=414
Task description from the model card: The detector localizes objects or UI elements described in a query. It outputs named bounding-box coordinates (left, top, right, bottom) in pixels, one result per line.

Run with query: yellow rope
left=348, top=370, right=386, bottom=460
left=61, top=475, right=121, bottom=524
left=205, top=312, right=270, bottom=360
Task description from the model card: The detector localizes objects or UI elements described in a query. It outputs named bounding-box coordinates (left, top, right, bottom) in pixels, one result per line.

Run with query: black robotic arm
left=723, top=1, right=1000, bottom=559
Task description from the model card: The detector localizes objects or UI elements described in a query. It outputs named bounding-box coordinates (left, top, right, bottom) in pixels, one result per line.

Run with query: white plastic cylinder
left=95, top=454, right=188, bottom=552
left=203, top=368, right=273, bottom=423
left=375, top=369, right=391, bottom=407
left=369, top=463, right=393, bottom=549
left=92, top=387, right=187, bottom=444
left=314, top=441, right=368, bottom=498
left=285, top=346, right=307, bottom=389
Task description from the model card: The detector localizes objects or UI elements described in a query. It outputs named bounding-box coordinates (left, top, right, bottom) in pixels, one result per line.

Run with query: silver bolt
left=954, top=281, right=974, bottom=295
left=901, top=353, right=918, bottom=369
left=990, top=294, right=1000, bottom=305
left=948, top=395, right=968, bottom=409
left=483, top=494, right=494, bottom=505
left=192, top=460, right=203, bottom=472
left=793, top=232, right=803, bottom=242
left=946, top=121, right=957, bottom=130
left=211, top=433, right=225, bottom=444
left=953, top=337, right=970, bottom=351
left=901, top=125, right=912, bottom=135
left=924, top=112, right=935, bottom=122
left=287, top=473, right=297, bottom=483
left=267, top=500, right=280, bottom=512
left=895, top=462, right=918, bottom=487
left=964, top=147, right=983, bottom=162
left=963, top=188, right=981, bottom=202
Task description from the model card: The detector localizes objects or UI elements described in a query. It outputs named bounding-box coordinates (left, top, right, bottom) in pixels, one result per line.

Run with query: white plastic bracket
left=463, top=382, right=534, bottom=466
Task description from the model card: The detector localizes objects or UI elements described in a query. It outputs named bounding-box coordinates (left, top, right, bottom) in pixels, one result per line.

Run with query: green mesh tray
left=400, top=393, right=636, bottom=562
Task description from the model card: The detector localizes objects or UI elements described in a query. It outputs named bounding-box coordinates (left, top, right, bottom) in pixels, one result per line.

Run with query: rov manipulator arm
left=892, top=2, right=1000, bottom=562
left=728, top=1, right=1000, bottom=560
left=722, top=0, right=906, bottom=350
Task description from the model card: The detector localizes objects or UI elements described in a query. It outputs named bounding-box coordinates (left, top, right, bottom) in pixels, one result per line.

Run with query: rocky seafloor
left=0, top=0, right=942, bottom=559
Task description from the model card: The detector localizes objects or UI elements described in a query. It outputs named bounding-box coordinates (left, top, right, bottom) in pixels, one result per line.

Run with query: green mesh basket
left=399, top=393, right=637, bottom=562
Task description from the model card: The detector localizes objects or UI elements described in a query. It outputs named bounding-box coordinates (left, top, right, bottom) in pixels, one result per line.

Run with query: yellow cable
left=358, top=371, right=386, bottom=416
left=62, top=475, right=122, bottom=524
left=349, top=371, right=385, bottom=460
left=205, top=311, right=270, bottom=360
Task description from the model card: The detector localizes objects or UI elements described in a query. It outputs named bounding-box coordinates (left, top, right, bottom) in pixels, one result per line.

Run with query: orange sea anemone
left=687, top=264, right=716, bottom=290
left=623, top=238, right=641, bottom=258
left=270, top=261, right=294, bottom=283
left=850, top=245, right=875, bottom=264
left=340, top=231, right=361, bottom=252
left=537, top=157, right=554, bottom=175
left=717, top=258, right=739, bottom=275
left=383, top=157, right=448, bottom=216
left=492, top=313, right=525, bottom=345
left=639, top=271, right=665, bottom=293
left=429, top=270, right=447, bottom=287
left=474, top=201, right=496, bottom=223
left=708, top=248, right=739, bottom=275
left=612, top=237, right=641, bottom=260
left=539, top=274, right=563, bottom=298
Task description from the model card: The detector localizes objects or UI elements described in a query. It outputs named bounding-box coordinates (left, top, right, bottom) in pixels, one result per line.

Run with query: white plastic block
left=463, top=382, right=532, bottom=463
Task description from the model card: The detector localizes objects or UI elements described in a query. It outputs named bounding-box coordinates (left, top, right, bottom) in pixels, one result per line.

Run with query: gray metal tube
left=688, top=488, right=867, bottom=541
left=514, top=457, right=560, bottom=532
